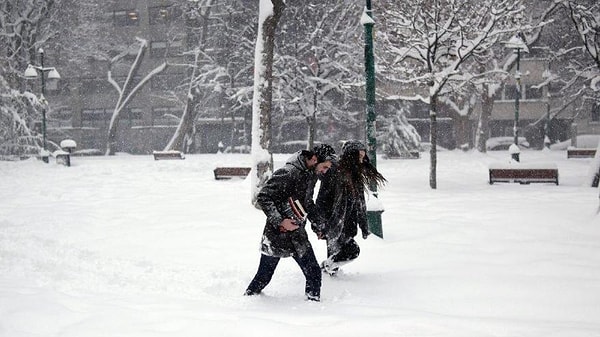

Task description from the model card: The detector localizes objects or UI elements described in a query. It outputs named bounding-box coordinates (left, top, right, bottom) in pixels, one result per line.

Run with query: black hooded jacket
left=316, top=162, right=369, bottom=254
left=256, top=151, right=323, bottom=258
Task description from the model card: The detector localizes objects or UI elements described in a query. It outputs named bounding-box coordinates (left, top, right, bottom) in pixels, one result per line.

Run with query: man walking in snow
left=245, top=144, right=336, bottom=301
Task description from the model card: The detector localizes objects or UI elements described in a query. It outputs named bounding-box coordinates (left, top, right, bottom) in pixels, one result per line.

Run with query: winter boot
left=244, top=288, right=261, bottom=296
left=306, top=292, right=320, bottom=302
left=320, top=259, right=339, bottom=276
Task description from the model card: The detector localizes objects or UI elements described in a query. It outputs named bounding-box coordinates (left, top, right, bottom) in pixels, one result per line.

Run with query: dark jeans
left=246, top=250, right=322, bottom=298
left=328, top=238, right=360, bottom=264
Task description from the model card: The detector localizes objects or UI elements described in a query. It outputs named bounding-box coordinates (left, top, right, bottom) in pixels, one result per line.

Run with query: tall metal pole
left=362, top=0, right=383, bottom=238
left=364, top=0, right=377, bottom=182
left=513, top=47, right=521, bottom=162
left=39, top=48, right=47, bottom=152
left=545, top=92, right=550, bottom=148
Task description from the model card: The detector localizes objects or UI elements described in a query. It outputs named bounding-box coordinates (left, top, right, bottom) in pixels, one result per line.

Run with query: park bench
left=153, top=150, right=185, bottom=160
left=489, top=162, right=559, bottom=185
left=384, top=151, right=420, bottom=159
left=567, top=148, right=596, bottom=159
left=213, top=167, right=251, bottom=180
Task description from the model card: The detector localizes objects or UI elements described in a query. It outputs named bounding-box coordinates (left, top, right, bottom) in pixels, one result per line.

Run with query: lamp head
left=24, top=65, right=38, bottom=79
left=503, top=34, right=529, bottom=53
left=47, top=68, right=61, bottom=80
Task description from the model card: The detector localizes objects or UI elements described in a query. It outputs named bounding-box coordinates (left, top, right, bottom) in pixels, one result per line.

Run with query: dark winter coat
left=316, top=165, right=369, bottom=255
left=256, top=151, right=322, bottom=258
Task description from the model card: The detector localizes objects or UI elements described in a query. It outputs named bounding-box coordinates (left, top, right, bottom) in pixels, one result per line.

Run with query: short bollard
left=509, top=144, right=520, bottom=162
left=54, top=150, right=70, bottom=167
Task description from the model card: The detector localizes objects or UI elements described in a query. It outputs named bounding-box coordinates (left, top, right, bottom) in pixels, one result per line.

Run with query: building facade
left=40, top=0, right=249, bottom=154
left=37, top=1, right=598, bottom=154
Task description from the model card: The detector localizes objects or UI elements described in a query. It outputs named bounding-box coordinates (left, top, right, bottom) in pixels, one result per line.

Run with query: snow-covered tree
left=378, top=0, right=524, bottom=189
left=105, top=38, right=167, bottom=155
left=163, top=0, right=219, bottom=153
left=274, top=0, right=364, bottom=149
left=162, top=0, right=257, bottom=153
left=470, top=1, right=559, bottom=153
left=0, top=78, right=43, bottom=157
left=559, top=0, right=600, bottom=186
left=251, top=0, right=284, bottom=206
left=0, top=0, right=62, bottom=156
left=380, top=102, right=421, bottom=158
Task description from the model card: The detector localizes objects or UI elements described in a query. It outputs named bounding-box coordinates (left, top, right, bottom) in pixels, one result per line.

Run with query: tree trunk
left=307, top=87, right=318, bottom=149
left=106, top=42, right=147, bottom=156
left=476, top=86, right=494, bottom=153
left=251, top=0, right=285, bottom=207
left=164, top=50, right=202, bottom=152
left=429, top=93, right=438, bottom=189
left=165, top=95, right=198, bottom=152
left=453, top=114, right=471, bottom=150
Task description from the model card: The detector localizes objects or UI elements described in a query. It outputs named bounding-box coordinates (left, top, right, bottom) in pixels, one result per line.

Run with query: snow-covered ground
left=1, top=149, right=599, bottom=337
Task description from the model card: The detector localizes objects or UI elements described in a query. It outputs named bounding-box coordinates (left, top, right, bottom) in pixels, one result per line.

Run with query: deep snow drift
left=1, top=149, right=599, bottom=337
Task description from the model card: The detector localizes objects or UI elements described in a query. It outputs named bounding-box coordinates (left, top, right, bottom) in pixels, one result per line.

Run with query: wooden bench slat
left=153, top=151, right=185, bottom=160
left=489, top=168, right=558, bottom=185
left=567, top=149, right=596, bottom=159
left=214, top=167, right=251, bottom=180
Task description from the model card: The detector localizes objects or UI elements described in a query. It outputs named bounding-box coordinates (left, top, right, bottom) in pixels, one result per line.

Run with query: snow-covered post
left=503, top=34, right=529, bottom=162
left=250, top=0, right=284, bottom=207
left=362, top=1, right=383, bottom=238
left=24, top=48, right=61, bottom=162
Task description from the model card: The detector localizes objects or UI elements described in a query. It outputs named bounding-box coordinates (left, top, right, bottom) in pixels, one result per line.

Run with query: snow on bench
left=153, top=150, right=185, bottom=160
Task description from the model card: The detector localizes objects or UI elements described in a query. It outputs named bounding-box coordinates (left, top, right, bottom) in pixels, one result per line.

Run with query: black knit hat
left=313, top=143, right=336, bottom=163
left=341, top=140, right=366, bottom=155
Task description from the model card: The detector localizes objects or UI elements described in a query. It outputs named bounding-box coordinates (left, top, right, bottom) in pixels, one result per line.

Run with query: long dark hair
left=338, top=149, right=386, bottom=196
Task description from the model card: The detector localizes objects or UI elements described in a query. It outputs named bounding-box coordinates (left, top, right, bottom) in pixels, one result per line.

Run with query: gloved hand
left=311, top=222, right=324, bottom=233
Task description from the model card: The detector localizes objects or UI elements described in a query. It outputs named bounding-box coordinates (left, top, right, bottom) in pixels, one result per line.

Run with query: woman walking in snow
left=316, top=140, right=386, bottom=276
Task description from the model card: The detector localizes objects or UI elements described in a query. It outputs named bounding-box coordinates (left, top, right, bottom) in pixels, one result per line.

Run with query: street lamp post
left=24, top=48, right=61, bottom=161
left=542, top=67, right=553, bottom=149
left=362, top=0, right=383, bottom=238
left=504, top=34, right=528, bottom=162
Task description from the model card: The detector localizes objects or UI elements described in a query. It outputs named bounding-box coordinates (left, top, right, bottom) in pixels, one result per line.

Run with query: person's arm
left=256, top=168, right=298, bottom=231
left=356, top=191, right=370, bottom=239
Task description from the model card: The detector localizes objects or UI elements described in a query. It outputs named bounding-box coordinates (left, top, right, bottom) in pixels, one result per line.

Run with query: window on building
left=503, top=84, right=522, bottom=101
left=168, top=40, right=184, bottom=56
left=82, top=109, right=111, bottom=127
left=524, top=85, right=543, bottom=100
left=150, top=41, right=167, bottom=58
left=48, top=108, right=73, bottom=128
left=149, top=5, right=182, bottom=25
left=113, top=10, right=139, bottom=26
left=123, top=44, right=141, bottom=60
left=112, top=76, right=141, bottom=88
left=128, top=108, right=145, bottom=127
left=81, top=78, right=111, bottom=95
left=152, top=107, right=181, bottom=126
left=151, top=74, right=183, bottom=90
left=592, top=103, right=600, bottom=123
